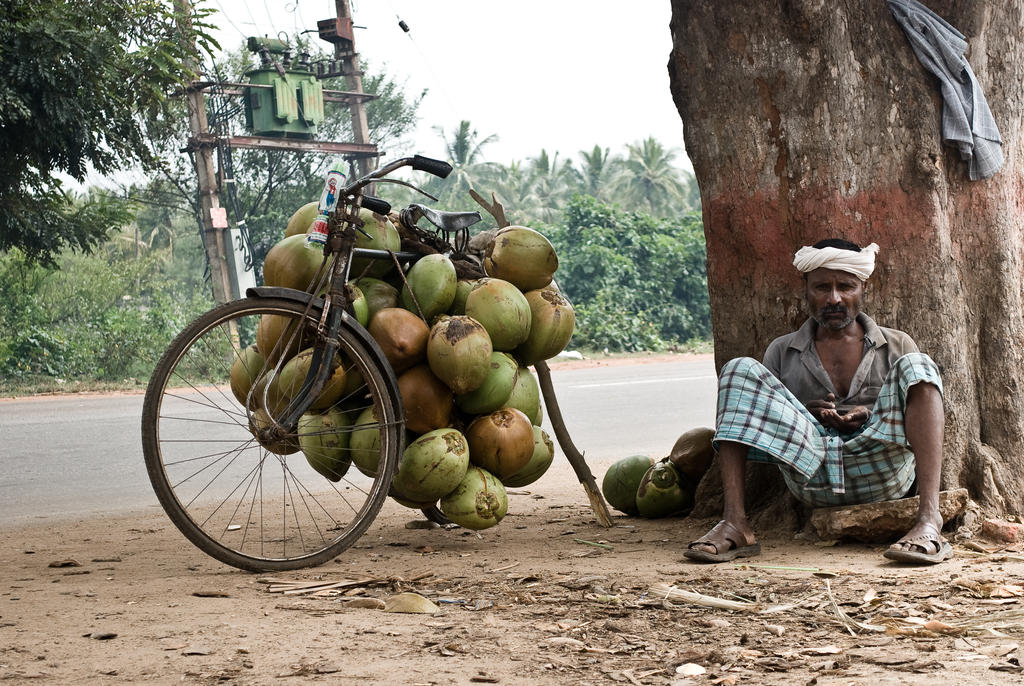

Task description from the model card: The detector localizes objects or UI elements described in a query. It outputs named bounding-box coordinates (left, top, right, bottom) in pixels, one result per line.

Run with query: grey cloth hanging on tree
left=887, top=0, right=1003, bottom=180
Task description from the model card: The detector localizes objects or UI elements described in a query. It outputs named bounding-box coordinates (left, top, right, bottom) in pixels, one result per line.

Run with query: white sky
left=205, top=0, right=691, bottom=169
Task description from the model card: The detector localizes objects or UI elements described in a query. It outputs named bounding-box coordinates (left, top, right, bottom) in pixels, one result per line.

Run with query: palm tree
left=611, top=137, right=690, bottom=217
left=487, top=161, right=538, bottom=225
left=428, top=120, right=501, bottom=210
left=525, top=150, right=575, bottom=223
left=439, top=120, right=498, bottom=167
left=575, top=145, right=620, bottom=201
left=484, top=150, right=578, bottom=225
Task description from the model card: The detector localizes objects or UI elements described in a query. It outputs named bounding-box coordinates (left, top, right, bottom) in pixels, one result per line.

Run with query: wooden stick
left=574, top=538, right=613, bottom=550
left=534, top=360, right=614, bottom=528
left=468, top=189, right=509, bottom=228
left=650, top=583, right=759, bottom=612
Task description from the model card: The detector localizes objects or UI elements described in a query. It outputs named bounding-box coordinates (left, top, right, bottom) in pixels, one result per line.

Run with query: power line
left=239, top=0, right=261, bottom=35
left=381, top=3, right=460, bottom=126
left=209, top=0, right=249, bottom=43
left=286, top=0, right=306, bottom=38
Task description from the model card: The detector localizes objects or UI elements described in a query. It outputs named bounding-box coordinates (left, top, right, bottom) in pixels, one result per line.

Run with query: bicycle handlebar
left=343, top=155, right=452, bottom=196
left=361, top=195, right=392, bottom=215
left=410, top=155, right=453, bottom=178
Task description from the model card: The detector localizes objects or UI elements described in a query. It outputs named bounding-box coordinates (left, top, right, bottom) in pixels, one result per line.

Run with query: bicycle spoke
left=194, top=455, right=265, bottom=531
left=162, top=440, right=258, bottom=469
left=281, top=465, right=289, bottom=558
left=220, top=452, right=265, bottom=539
left=163, top=379, right=249, bottom=430
left=238, top=456, right=264, bottom=556
left=167, top=438, right=253, bottom=490
left=284, top=466, right=315, bottom=554
left=185, top=450, right=259, bottom=513
left=143, top=298, right=400, bottom=570
left=282, top=460, right=345, bottom=539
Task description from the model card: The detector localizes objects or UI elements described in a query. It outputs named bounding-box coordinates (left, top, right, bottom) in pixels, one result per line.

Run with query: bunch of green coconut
left=245, top=202, right=575, bottom=531
left=600, top=427, right=716, bottom=518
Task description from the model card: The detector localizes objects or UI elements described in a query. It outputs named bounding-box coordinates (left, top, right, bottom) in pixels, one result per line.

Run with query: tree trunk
left=668, top=0, right=1024, bottom=513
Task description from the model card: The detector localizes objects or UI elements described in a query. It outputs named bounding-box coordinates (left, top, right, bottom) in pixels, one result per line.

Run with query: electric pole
left=334, top=0, right=375, bottom=178
left=174, top=0, right=233, bottom=305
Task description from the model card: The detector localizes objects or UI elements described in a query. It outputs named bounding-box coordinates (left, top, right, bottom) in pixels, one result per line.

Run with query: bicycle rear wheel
left=142, top=297, right=403, bottom=571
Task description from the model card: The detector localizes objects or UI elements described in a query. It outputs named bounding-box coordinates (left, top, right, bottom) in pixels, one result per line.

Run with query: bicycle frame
left=250, top=155, right=453, bottom=446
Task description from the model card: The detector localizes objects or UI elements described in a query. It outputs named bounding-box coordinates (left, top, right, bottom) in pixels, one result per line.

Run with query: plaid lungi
left=713, top=353, right=943, bottom=507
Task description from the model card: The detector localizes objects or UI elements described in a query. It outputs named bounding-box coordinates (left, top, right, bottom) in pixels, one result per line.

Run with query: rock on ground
left=810, top=488, right=969, bottom=542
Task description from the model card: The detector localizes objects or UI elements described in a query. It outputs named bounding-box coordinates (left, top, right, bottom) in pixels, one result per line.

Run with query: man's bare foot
left=683, top=519, right=760, bottom=563
left=883, top=517, right=952, bottom=565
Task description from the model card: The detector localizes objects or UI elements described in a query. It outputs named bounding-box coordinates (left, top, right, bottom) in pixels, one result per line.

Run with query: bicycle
left=140, top=154, right=485, bottom=572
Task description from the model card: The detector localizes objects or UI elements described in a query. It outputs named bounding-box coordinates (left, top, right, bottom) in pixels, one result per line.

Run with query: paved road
left=0, top=357, right=717, bottom=525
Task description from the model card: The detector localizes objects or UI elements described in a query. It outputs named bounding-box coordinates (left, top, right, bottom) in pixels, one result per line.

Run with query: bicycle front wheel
left=142, top=297, right=403, bottom=572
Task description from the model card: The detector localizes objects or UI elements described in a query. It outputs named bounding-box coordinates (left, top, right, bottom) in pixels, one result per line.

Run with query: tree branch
left=468, top=188, right=510, bottom=228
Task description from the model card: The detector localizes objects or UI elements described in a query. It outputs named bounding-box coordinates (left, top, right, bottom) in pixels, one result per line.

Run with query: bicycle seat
left=405, top=203, right=482, bottom=232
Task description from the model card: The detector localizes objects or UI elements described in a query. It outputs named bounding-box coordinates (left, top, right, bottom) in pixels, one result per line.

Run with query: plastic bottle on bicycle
left=306, top=163, right=346, bottom=247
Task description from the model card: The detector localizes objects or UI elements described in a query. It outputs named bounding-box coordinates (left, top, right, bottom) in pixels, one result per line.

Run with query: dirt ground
left=2, top=450, right=1022, bottom=686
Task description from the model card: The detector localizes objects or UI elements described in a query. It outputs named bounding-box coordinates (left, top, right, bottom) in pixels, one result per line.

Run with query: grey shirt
left=762, top=313, right=919, bottom=412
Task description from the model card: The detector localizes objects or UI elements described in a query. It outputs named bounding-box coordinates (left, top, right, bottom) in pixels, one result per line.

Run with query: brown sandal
left=883, top=522, right=953, bottom=565
left=684, top=520, right=761, bottom=563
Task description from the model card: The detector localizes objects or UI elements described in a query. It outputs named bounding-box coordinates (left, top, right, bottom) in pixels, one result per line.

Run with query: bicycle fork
left=256, top=207, right=360, bottom=445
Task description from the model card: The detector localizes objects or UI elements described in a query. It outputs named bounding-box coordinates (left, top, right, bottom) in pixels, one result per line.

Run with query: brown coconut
left=667, top=427, right=717, bottom=481
left=230, top=345, right=266, bottom=406
left=465, top=408, right=535, bottom=480
left=256, top=312, right=307, bottom=365
left=277, top=348, right=348, bottom=410
left=368, top=307, right=429, bottom=373
left=397, top=364, right=454, bottom=434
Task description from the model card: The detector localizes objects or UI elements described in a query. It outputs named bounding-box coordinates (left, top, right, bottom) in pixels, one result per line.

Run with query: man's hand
left=805, top=393, right=837, bottom=422
left=806, top=393, right=870, bottom=432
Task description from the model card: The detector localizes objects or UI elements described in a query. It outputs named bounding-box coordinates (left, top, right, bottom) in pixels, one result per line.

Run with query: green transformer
left=243, top=38, right=325, bottom=138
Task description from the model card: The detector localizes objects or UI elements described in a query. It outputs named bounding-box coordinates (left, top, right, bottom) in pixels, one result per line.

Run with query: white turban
left=793, top=242, right=880, bottom=281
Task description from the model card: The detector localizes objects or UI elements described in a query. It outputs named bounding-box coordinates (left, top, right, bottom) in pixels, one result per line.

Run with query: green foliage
left=421, top=120, right=503, bottom=212
left=610, top=137, right=694, bottom=218
left=546, top=196, right=710, bottom=352
left=403, top=123, right=699, bottom=227
left=0, top=249, right=213, bottom=386
left=0, top=0, right=218, bottom=265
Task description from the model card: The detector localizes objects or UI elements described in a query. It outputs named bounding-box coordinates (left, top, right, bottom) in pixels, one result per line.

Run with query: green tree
left=611, top=137, right=692, bottom=217
left=574, top=145, right=621, bottom=202
left=486, top=150, right=576, bottom=225
left=0, top=0, right=217, bottom=265
left=548, top=196, right=710, bottom=351
left=483, top=161, right=535, bottom=225
left=523, top=150, right=576, bottom=223
left=460, top=140, right=696, bottom=226
left=0, top=247, right=212, bottom=387
left=425, top=120, right=501, bottom=211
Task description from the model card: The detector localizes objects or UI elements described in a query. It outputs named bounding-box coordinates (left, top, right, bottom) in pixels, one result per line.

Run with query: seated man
left=685, top=239, right=950, bottom=565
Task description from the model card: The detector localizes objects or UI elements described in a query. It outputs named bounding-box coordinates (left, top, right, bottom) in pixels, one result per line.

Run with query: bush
left=545, top=196, right=710, bottom=352
left=0, top=326, right=72, bottom=378
left=0, top=249, right=213, bottom=388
